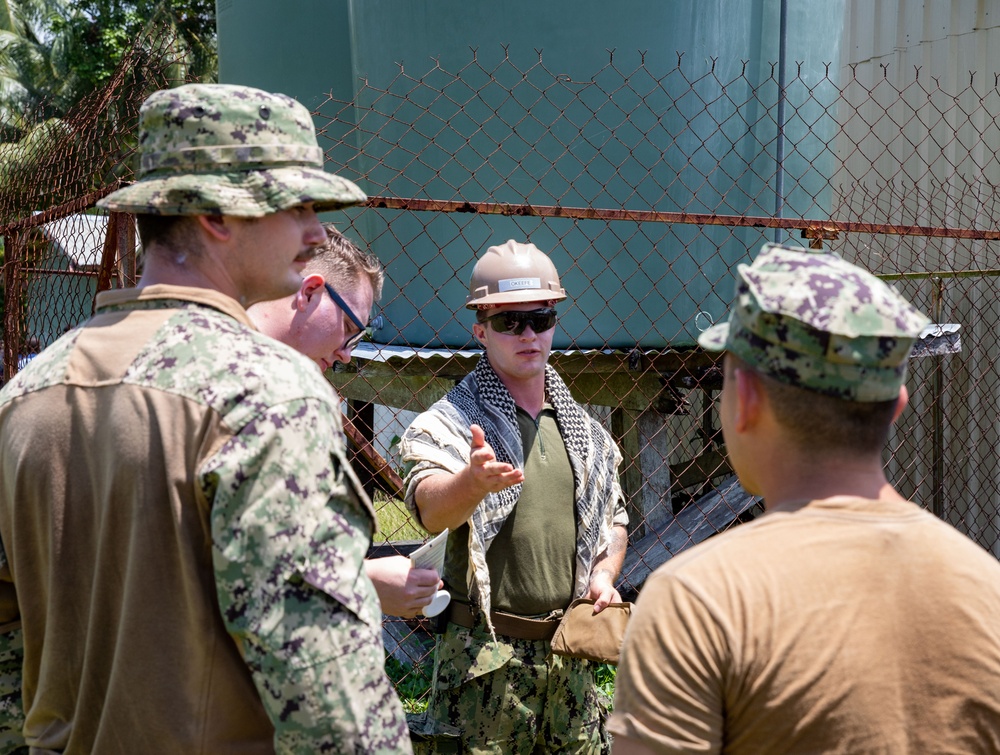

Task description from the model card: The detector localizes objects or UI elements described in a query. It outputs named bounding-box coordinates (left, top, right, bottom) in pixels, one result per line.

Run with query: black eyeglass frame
left=478, top=308, right=558, bottom=336
left=324, top=282, right=367, bottom=351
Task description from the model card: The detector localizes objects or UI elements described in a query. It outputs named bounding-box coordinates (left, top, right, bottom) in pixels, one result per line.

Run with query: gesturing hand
left=467, top=423, right=524, bottom=495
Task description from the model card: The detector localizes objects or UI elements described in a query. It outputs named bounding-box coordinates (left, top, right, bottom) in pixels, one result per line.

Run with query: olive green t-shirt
left=443, top=405, right=577, bottom=615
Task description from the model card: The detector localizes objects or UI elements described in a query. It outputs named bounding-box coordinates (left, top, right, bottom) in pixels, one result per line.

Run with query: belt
left=445, top=602, right=560, bottom=641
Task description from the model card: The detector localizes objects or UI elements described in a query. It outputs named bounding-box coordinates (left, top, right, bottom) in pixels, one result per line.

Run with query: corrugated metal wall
left=839, top=0, right=1000, bottom=554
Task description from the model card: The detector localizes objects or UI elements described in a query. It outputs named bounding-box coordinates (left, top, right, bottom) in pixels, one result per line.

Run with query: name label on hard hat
left=498, top=277, right=541, bottom=292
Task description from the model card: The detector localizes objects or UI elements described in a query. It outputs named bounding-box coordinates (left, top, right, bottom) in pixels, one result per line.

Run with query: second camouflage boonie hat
left=98, top=83, right=366, bottom=217
left=698, top=244, right=931, bottom=402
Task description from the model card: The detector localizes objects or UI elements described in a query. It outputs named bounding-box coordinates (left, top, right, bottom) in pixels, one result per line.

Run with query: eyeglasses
left=479, top=308, right=557, bottom=336
left=324, top=282, right=367, bottom=351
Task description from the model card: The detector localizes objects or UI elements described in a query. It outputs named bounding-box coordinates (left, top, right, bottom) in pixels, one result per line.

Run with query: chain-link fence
left=2, top=48, right=997, bottom=705
left=0, top=18, right=196, bottom=381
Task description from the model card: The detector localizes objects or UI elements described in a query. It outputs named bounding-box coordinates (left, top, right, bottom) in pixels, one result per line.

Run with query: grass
left=373, top=492, right=427, bottom=543
left=593, top=662, right=617, bottom=702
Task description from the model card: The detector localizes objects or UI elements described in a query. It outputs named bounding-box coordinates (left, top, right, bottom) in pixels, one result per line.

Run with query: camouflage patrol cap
left=698, top=244, right=931, bottom=402
left=98, top=83, right=366, bottom=217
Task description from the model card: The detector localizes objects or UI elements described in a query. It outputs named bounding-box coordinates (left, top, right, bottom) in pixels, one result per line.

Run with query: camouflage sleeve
left=203, top=397, right=411, bottom=754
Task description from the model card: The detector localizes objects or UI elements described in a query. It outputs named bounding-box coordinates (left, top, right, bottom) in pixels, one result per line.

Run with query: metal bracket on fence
left=910, top=323, right=962, bottom=358
left=801, top=225, right=841, bottom=249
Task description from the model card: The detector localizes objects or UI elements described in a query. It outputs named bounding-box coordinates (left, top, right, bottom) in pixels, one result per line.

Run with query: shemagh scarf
left=401, top=356, right=623, bottom=637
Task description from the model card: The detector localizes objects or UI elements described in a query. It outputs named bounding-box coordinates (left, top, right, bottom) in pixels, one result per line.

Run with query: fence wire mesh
left=2, top=48, right=997, bottom=706
left=0, top=19, right=195, bottom=380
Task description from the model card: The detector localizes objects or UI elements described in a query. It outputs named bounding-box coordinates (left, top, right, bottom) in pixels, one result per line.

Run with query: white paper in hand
left=410, top=528, right=451, bottom=617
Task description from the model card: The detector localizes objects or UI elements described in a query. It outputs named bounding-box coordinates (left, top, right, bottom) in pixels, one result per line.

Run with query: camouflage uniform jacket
left=0, top=285, right=409, bottom=754
left=400, top=356, right=628, bottom=636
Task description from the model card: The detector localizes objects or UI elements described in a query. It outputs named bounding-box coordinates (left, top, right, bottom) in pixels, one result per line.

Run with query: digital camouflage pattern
left=97, top=83, right=366, bottom=217
left=0, top=629, right=26, bottom=754
left=698, top=243, right=931, bottom=402
left=401, top=352, right=626, bottom=752
left=0, top=286, right=410, bottom=753
left=427, top=621, right=610, bottom=754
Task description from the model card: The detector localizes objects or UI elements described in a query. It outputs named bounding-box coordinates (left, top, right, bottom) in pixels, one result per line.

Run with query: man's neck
left=138, top=246, right=241, bottom=304
left=491, top=369, right=546, bottom=418
left=246, top=298, right=290, bottom=338
left=761, top=456, right=908, bottom=511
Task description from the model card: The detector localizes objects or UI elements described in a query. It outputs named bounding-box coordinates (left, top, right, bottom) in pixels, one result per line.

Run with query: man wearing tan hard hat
left=400, top=240, right=630, bottom=752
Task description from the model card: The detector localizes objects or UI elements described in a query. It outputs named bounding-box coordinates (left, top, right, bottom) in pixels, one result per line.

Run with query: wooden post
left=611, top=407, right=645, bottom=540
left=636, top=410, right=673, bottom=532
left=348, top=399, right=378, bottom=499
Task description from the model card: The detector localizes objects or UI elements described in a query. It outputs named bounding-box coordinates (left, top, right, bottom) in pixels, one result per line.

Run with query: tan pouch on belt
left=550, top=598, right=633, bottom=665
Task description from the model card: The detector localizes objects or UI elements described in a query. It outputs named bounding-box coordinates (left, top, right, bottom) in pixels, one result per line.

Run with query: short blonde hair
left=305, top=224, right=384, bottom=301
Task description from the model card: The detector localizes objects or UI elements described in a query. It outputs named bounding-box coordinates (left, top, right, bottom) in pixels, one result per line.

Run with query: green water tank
left=217, top=0, right=844, bottom=349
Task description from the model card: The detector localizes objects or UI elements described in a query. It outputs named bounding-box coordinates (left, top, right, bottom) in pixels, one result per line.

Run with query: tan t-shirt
left=609, top=497, right=1000, bottom=753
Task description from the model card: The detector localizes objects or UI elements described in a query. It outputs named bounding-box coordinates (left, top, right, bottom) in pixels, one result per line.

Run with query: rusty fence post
left=931, top=276, right=945, bottom=519
left=2, top=230, right=23, bottom=383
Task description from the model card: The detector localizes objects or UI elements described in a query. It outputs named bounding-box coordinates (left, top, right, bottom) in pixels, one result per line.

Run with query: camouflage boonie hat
left=98, top=83, right=366, bottom=217
left=698, top=244, right=931, bottom=402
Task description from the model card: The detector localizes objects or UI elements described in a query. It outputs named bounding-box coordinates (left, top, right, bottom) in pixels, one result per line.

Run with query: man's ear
left=733, top=365, right=764, bottom=433
left=472, top=322, right=486, bottom=346
left=295, top=274, right=326, bottom=312
left=891, top=384, right=909, bottom=424
left=195, top=214, right=231, bottom=241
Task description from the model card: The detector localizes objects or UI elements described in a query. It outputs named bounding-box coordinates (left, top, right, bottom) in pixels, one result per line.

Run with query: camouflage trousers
left=0, top=629, right=26, bottom=755
left=420, top=621, right=610, bottom=754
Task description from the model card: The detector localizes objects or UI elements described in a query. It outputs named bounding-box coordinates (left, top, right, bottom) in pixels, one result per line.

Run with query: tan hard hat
left=465, top=240, right=567, bottom=309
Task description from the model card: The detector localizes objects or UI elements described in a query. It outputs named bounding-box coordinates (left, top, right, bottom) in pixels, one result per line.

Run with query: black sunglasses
left=479, top=308, right=557, bottom=336
left=324, top=282, right=367, bottom=351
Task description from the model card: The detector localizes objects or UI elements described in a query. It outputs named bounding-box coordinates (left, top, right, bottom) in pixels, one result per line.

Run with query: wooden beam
left=347, top=400, right=378, bottom=498
left=328, top=373, right=457, bottom=412
left=611, top=407, right=645, bottom=539
left=618, top=476, right=760, bottom=597
left=670, top=448, right=732, bottom=490
left=341, top=412, right=404, bottom=499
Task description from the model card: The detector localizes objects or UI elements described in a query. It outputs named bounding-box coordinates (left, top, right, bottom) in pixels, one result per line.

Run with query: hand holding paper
left=409, top=529, right=451, bottom=617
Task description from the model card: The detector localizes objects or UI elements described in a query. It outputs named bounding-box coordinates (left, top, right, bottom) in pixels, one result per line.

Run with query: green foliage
left=0, top=1, right=217, bottom=221
left=53, top=0, right=217, bottom=96
left=0, top=0, right=85, bottom=134
left=385, top=655, right=432, bottom=713
left=593, top=662, right=617, bottom=708
left=0, top=116, right=74, bottom=219
left=0, top=0, right=216, bottom=140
